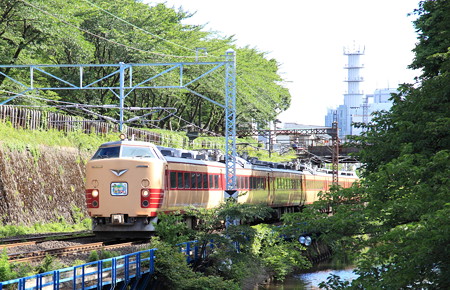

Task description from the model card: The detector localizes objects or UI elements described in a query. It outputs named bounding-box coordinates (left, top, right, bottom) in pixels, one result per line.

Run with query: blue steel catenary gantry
left=0, top=49, right=238, bottom=199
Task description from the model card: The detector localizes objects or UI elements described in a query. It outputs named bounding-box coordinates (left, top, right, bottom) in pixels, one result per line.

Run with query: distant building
left=325, top=45, right=397, bottom=139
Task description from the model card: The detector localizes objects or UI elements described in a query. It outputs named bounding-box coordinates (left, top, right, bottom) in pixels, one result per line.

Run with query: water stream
left=260, top=258, right=358, bottom=289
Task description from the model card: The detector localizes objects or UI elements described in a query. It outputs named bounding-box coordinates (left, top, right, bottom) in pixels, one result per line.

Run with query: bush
left=153, top=212, right=194, bottom=245
left=251, top=224, right=311, bottom=281
left=148, top=237, right=239, bottom=290
left=35, top=254, right=65, bottom=274
left=0, top=249, right=16, bottom=281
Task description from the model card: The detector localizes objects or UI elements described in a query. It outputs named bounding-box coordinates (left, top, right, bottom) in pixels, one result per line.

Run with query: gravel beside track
left=57, top=243, right=152, bottom=267
left=0, top=231, right=92, bottom=244
left=4, top=233, right=153, bottom=268
left=6, top=238, right=99, bottom=255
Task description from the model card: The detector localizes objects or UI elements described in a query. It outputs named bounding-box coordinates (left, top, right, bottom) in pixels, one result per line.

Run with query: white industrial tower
left=339, top=45, right=365, bottom=138
left=325, top=44, right=397, bottom=139
left=344, top=45, right=365, bottom=108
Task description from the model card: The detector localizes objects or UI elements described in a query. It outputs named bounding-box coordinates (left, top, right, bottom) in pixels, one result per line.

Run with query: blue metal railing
left=177, top=240, right=215, bottom=263
left=0, top=247, right=157, bottom=289
left=0, top=239, right=226, bottom=289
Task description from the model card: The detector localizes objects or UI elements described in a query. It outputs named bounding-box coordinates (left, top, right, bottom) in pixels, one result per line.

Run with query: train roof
left=96, top=139, right=357, bottom=177
left=98, top=140, right=158, bottom=147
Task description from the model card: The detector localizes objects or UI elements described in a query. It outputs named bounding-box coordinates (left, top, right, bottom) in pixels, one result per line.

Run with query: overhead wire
left=18, top=0, right=200, bottom=59
left=10, top=1, right=285, bottom=130
left=170, top=112, right=221, bottom=136
left=77, top=0, right=275, bottom=118
left=0, top=89, right=218, bottom=135
left=80, top=0, right=199, bottom=54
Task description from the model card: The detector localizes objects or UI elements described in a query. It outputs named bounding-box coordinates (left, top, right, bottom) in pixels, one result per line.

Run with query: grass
left=0, top=219, right=92, bottom=239
left=0, top=121, right=297, bottom=162
left=0, top=121, right=118, bottom=153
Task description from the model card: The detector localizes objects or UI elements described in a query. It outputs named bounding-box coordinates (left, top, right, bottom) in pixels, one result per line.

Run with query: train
left=85, top=136, right=358, bottom=237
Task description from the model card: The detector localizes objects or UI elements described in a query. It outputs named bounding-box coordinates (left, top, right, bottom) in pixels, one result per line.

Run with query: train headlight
left=141, top=179, right=150, bottom=188
left=92, top=189, right=99, bottom=198
left=141, top=189, right=150, bottom=197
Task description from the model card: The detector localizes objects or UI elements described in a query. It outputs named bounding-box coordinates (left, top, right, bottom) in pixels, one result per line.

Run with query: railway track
left=0, top=231, right=94, bottom=249
left=7, top=239, right=147, bottom=263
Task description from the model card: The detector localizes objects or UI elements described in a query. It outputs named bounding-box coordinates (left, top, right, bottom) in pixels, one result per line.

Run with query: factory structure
left=246, top=44, right=397, bottom=168
left=325, top=45, right=397, bottom=139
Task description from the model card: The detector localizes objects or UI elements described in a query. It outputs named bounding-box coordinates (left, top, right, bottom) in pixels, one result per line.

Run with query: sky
left=150, top=0, right=421, bottom=126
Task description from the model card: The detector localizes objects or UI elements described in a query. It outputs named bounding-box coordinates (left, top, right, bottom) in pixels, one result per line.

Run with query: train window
left=121, top=146, right=155, bottom=158
left=184, top=173, right=191, bottom=188
left=170, top=172, right=177, bottom=188
left=92, top=146, right=120, bottom=159
left=209, top=175, right=214, bottom=189
left=318, top=181, right=324, bottom=189
left=214, top=175, right=219, bottom=189
left=191, top=173, right=197, bottom=189
left=197, top=174, right=203, bottom=189
left=177, top=172, right=184, bottom=189
left=203, top=174, right=208, bottom=189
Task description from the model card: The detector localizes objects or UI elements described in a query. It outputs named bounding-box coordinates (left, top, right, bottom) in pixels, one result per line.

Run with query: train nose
left=110, top=169, right=128, bottom=176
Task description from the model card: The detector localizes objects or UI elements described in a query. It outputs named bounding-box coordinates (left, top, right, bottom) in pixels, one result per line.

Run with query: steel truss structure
left=0, top=49, right=238, bottom=198
left=237, top=127, right=336, bottom=137
left=237, top=126, right=344, bottom=185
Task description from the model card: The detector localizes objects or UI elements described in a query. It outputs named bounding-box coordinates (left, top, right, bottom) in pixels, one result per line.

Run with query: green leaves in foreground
left=155, top=202, right=311, bottom=286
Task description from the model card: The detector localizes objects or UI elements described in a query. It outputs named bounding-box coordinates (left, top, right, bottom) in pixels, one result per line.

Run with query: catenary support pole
left=224, top=49, right=238, bottom=203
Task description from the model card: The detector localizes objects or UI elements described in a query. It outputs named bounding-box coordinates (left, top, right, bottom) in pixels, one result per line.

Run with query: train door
left=267, top=172, right=275, bottom=205
left=163, top=165, right=169, bottom=208
left=301, top=174, right=307, bottom=205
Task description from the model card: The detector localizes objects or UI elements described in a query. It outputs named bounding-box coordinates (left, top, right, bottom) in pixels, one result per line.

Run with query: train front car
left=85, top=139, right=166, bottom=238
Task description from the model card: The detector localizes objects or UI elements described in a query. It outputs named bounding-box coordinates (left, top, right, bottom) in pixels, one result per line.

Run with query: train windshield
left=91, top=145, right=155, bottom=159
left=121, top=146, right=155, bottom=158
left=92, top=146, right=120, bottom=159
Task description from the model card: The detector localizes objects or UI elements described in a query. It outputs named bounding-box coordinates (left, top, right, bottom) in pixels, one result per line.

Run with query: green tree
left=149, top=237, right=240, bottom=290
left=284, top=0, right=450, bottom=288
left=0, top=0, right=291, bottom=134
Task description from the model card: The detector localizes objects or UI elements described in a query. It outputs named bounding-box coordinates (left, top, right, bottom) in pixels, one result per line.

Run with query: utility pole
left=331, top=116, right=339, bottom=186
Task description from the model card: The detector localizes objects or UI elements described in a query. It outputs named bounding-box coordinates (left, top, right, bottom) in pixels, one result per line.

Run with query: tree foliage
left=283, top=0, right=450, bottom=288
left=154, top=202, right=311, bottom=286
left=0, top=0, right=290, bottom=133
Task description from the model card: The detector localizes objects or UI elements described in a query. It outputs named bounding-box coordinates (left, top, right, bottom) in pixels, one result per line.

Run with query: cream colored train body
left=85, top=140, right=357, bottom=237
